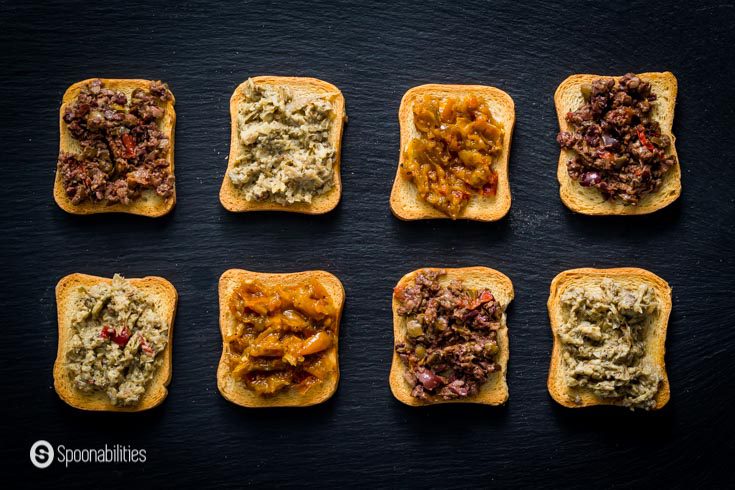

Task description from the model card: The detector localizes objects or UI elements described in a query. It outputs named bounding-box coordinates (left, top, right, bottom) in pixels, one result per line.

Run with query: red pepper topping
left=637, top=129, right=654, bottom=151
left=122, top=133, right=136, bottom=158
left=112, top=326, right=131, bottom=347
left=100, top=325, right=130, bottom=346
left=140, top=337, right=154, bottom=355
left=597, top=150, right=614, bottom=160
left=100, top=324, right=114, bottom=339
left=478, top=290, right=495, bottom=303
left=466, top=290, right=495, bottom=310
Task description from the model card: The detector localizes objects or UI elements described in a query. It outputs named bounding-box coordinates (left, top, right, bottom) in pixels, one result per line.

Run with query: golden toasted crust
left=217, top=269, right=344, bottom=407
left=53, top=273, right=178, bottom=412
left=53, top=79, right=177, bottom=217
left=219, top=76, right=346, bottom=214
left=390, top=84, right=515, bottom=221
left=389, top=266, right=513, bottom=406
left=547, top=267, right=671, bottom=410
left=554, top=72, right=680, bottom=215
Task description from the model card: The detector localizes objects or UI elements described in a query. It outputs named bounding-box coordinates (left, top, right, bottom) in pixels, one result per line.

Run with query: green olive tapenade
left=64, top=274, right=169, bottom=406
left=558, top=278, right=662, bottom=409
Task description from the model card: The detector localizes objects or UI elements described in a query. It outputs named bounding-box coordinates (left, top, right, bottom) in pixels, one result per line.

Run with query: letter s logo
left=30, top=440, right=54, bottom=469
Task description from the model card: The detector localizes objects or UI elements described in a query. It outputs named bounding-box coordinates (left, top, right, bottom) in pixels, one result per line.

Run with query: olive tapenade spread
left=229, top=79, right=336, bottom=204
left=58, top=79, right=174, bottom=205
left=559, top=279, right=661, bottom=409
left=394, top=269, right=504, bottom=400
left=556, top=73, right=676, bottom=204
left=65, top=274, right=169, bottom=406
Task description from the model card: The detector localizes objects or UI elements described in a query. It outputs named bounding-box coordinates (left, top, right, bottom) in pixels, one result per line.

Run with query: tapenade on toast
left=54, top=273, right=177, bottom=412
left=54, top=78, right=176, bottom=217
left=389, top=267, right=513, bottom=406
left=547, top=267, right=671, bottom=410
left=220, top=76, right=346, bottom=214
left=555, top=72, right=680, bottom=215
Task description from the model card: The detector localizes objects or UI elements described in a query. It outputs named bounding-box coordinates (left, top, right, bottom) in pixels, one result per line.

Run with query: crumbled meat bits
left=394, top=269, right=504, bottom=400
left=556, top=73, right=676, bottom=204
left=58, top=79, right=175, bottom=205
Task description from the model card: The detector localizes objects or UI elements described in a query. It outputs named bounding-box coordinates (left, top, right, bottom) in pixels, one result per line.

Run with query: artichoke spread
left=559, top=278, right=661, bottom=409
left=65, top=274, right=168, bottom=406
left=229, top=79, right=336, bottom=204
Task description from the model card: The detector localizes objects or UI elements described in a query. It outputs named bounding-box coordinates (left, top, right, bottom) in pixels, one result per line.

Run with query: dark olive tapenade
left=394, top=269, right=504, bottom=400
left=556, top=73, right=676, bottom=204
left=58, top=79, right=175, bottom=205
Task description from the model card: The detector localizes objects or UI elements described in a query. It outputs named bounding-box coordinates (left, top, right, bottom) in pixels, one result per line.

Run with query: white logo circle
left=30, top=440, right=54, bottom=469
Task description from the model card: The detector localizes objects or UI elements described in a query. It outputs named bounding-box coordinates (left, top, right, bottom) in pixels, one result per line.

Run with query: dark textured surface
left=1, top=0, right=734, bottom=487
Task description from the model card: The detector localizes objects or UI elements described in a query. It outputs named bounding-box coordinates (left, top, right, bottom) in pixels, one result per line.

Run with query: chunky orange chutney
left=402, top=95, right=504, bottom=218
left=226, top=279, right=337, bottom=395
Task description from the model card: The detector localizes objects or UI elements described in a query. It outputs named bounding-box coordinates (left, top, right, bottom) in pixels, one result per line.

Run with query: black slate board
left=2, top=0, right=734, bottom=487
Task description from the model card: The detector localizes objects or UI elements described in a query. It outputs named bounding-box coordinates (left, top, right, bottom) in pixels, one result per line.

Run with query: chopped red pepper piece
left=122, top=133, right=136, bottom=158
left=478, top=290, right=495, bottom=303
left=100, top=324, right=130, bottom=346
left=637, top=129, right=654, bottom=151
left=466, top=290, right=495, bottom=310
left=100, top=324, right=114, bottom=339
left=112, top=326, right=131, bottom=347
left=140, top=337, right=154, bottom=355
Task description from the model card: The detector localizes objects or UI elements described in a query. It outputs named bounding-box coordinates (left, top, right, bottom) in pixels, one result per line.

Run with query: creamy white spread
left=559, top=278, right=661, bottom=410
left=65, top=274, right=168, bottom=406
left=229, top=79, right=336, bottom=204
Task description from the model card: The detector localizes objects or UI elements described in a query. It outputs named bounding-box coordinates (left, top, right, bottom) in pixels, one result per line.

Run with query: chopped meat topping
left=556, top=73, right=676, bottom=204
left=58, top=79, right=175, bottom=205
left=394, top=269, right=504, bottom=400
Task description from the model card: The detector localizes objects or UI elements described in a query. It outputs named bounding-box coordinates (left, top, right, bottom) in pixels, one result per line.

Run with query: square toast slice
left=390, top=84, right=515, bottom=221
left=554, top=72, right=680, bottom=215
left=54, top=78, right=177, bottom=217
left=547, top=267, right=672, bottom=409
left=54, top=273, right=178, bottom=411
left=220, top=76, right=346, bottom=214
left=389, top=266, right=513, bottom=406
left=217, top=268, right=344, bottom=407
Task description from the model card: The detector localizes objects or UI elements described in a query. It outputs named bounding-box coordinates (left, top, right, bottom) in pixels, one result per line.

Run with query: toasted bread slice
left=389, top=266, right=513, bottom=406
left=547, top=267, right=671, bottom=409
left=53, top=79, right=177, bottom=217
left=217, top=269, right=344, bottom=407
left=554, top=72, right=680, bottom=215
left=390, top=84, right=515, bottom=221
left=53, top=273, right=178, bottom=412
left=220, top=76, right=346, bottom=214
